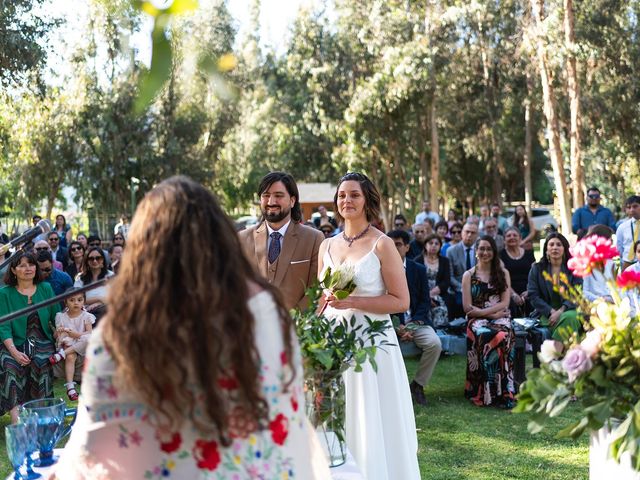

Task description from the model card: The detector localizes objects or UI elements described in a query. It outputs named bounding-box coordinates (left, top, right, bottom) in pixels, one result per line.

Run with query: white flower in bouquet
left=580, top=329, right=602, bottom=359
left=539, top=340, right=564, bottom=364
left=330, top=263, right=356, bottom=291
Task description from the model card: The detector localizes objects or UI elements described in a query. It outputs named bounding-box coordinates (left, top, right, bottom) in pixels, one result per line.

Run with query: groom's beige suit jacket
left=239, top=221, right=324, bottom=311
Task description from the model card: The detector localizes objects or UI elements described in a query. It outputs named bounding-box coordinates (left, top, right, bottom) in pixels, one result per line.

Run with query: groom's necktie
left=268, top=232, right=282, bottom=264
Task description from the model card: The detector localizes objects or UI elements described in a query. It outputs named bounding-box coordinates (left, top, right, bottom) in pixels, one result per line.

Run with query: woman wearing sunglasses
left=73, top=247, right=114, bottom=323
left=65, top=241, right=85, bottom=280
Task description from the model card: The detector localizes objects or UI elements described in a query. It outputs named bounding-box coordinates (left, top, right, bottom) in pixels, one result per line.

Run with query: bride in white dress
left=318, top=172, right=421, bottom=480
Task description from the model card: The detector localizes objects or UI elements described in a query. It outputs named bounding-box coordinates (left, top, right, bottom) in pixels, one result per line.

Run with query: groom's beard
left=262, top=206, right=291, bottom=223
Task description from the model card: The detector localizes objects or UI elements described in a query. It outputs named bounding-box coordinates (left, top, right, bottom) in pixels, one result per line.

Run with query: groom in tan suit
left=239, top=172, right=324, bottom=310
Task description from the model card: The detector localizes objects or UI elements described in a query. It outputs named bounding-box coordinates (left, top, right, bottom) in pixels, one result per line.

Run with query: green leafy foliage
left=291, top=284, right=393, bottom=375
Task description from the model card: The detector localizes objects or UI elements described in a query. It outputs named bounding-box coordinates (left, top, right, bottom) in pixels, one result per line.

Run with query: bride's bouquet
left=317, top=263, right=357, bottom=315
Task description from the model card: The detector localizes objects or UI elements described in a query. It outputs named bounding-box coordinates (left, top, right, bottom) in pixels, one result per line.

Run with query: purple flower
left=562, top=347, right=593, bottom=382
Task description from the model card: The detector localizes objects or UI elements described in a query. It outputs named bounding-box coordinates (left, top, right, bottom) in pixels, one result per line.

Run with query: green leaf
left=166, top=0, right=198, bottom=15
left=334, top=289, right=350, bottom=300
left=135, top=25, right=172, bottom=114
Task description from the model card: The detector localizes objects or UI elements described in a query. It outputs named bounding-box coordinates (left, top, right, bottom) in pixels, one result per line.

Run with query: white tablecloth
left=7, top=447, right=365, bottom=480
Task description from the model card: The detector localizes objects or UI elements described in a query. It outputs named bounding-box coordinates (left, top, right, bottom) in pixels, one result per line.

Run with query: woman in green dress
left=527, top=232, right=582, bottom=341
left=0, top=252, right=60, bottom=423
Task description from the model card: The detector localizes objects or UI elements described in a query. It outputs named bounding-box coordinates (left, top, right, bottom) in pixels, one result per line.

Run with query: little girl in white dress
left=49, top=289, right=95, bottom=400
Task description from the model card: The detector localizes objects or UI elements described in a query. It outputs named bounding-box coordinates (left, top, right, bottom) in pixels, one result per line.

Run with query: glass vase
left=305, top=370, right=347, bottom=468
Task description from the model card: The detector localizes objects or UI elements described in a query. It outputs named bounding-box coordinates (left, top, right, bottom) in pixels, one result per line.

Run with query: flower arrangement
left=515, top=235, right=640, bottom=469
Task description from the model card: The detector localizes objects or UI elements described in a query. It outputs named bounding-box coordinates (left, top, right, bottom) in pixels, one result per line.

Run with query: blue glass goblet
left=18, top=410, right=42, bottom=479
left=5, top=424, right=29, bottom=480
left=21, top=398, right=65, bottom=467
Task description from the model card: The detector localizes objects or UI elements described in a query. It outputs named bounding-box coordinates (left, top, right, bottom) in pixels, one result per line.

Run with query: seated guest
left=49, top=288, right=95, bottom=399
left=313, top=205, right=337, bottom=230
left=37, top=251, right=73, bottom=296
left=108, top=244, right=124, bottom=274
left=415, top=234, right=450, bottom=328
left=47, top=231, right=68, bottom=267
left=511, top=204, right=536, bottom=251
left=500, top=226, right=535, bottom=317
left=73, top=247, right=114, bottom=322
left=462, top=236, right=514, bottom=408
left=65, top=241, right=85, bottom=280
left=33, top=240, right=64, bottom=271
left=54, top=176, right=330, bottom=478
left=393, top=213, right=411, bottom=233
left=582, top=225, right=615, bottom=303
left=447, top=222, right=479, bottom=318
left=408, top=222, right=429, bottom=258
left=482, top=218, right=504, bottom=252
left=528, top=232, right=583, bottom=341
left=388, top=230, right=441, bottom=407
left=441, top=222, right=462, bottom=257
left=87, top=234, right=111, bottom=266
left=434, top=220, right=450, bottom=243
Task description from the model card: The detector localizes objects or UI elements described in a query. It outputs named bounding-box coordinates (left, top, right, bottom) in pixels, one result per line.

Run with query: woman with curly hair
left=462, top=235, right=515, bottom=408
left=55, top=176, right=329, bottom=479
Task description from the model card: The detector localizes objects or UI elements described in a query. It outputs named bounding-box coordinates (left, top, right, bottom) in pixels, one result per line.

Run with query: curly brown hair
left=102, top=176, right=295, bottom=444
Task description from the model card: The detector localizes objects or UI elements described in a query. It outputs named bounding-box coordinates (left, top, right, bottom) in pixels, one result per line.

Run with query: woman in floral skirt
left=462, top=235, right=515, bottom=408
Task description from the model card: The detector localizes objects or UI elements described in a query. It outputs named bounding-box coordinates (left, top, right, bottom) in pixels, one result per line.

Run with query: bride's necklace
left=343, top=224, right=371, bottom=247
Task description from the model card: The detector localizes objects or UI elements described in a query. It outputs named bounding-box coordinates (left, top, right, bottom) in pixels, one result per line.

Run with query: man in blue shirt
left=572, top=187, right=616, bottom=238
left=37, top=250, right=73, bottom=295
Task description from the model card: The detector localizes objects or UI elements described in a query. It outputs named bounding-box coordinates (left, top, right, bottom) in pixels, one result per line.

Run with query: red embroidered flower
left=280, top=351, right=288, bottom=365
left=193, top=439, right=221, bottom=471
left=568, top=236, right=619, bottom=277
left=217, top=375, right=239, bottom=390
left=157, top=431, right=182, bottom=454
left=268, top=413, right=289, bottom=445
left=291, top=395, right=299, bottom=412
left=617, top=269, right=640, bottom=290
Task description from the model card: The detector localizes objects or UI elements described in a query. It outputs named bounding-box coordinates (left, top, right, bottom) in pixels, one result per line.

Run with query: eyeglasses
left=88, top=256, right=103, bottom=262
left=588, top=194, right=600, bottom=199
left=89, top=242, right=101, bottom=247
left=34, top=247, right=49, bottom=251
left=114, top=237, right=123, bottom=240
left=395, top=223, right=405, bottom=227
left=70, top=246, right=83, bottom=252
left=40, top=267, right=52, bottom=273
left=451, top=230, right=462, bottom=234
left=48, top=237, right=59, bottom=242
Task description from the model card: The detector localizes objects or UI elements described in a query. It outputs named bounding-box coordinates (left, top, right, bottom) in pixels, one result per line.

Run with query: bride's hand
left=326, top=294, right=358, bottom=310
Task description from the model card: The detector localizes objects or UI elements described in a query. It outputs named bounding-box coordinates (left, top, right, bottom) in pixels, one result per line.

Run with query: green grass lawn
left=0, top=356, right=588, bottom=479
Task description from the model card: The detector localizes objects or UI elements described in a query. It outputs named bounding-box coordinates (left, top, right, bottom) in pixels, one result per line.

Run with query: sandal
left=66, top=387, right=79, bottom=401
left=48, top=353, right=63, bottom=365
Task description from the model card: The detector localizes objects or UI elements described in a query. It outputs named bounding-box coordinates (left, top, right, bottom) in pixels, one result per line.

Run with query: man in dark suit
left=389, top=230, right=441, bottom=406
left=47, top=231, right=68, bottom=267
left=446, top=221, right=479, bottom=318
left=239, top=172, right=324, bottom=311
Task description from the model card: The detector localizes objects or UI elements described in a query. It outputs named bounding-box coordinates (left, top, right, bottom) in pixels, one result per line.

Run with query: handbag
left=19, top=336, right=36, bottom=360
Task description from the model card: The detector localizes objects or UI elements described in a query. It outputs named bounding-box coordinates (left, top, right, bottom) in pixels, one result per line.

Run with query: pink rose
left=580, top=330, right=602, bottom=359
left=617, top=270, right=640, bottom=290
left=562, top=347, right=593, bottom=382
left=568, top=236, right=619, bottom=277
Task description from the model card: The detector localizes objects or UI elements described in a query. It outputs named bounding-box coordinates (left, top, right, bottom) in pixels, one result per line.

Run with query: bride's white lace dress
left=323, top=240, right=421, bottom=480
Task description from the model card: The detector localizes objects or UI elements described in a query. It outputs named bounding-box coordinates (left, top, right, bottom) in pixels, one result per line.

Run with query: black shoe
left=410, top=380, right=427, bottom=406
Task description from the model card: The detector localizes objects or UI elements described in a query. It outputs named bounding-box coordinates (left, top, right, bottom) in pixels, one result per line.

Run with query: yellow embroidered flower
left=234, top=455, right=241, bottom=464
left=249, top=435, right=257, bottom=446
left=281, top=472, right=289, bottom=480
left=166, top=460, right=175, bottom=470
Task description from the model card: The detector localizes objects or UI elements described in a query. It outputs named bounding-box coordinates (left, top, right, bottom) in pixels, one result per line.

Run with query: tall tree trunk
left=419, top=113, right=429, bottom=202
left=531, top=0, right=572, bottom=234
left=430, top=99, right=440, bottom=215
left=524, top=69, right=534, bottom=216
left=564, top=0, right=585, bottom=209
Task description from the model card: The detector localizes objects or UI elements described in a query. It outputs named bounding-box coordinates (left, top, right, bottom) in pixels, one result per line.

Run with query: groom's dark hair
left=257, top=171, right=302, bottom=223
left=334, top=172, right=381, bottom=224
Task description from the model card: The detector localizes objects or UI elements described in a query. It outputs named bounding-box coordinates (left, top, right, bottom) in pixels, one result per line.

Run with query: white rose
left=538, top=340, right=563, bottom=364
left=580, top=329, right=602, bottom=359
